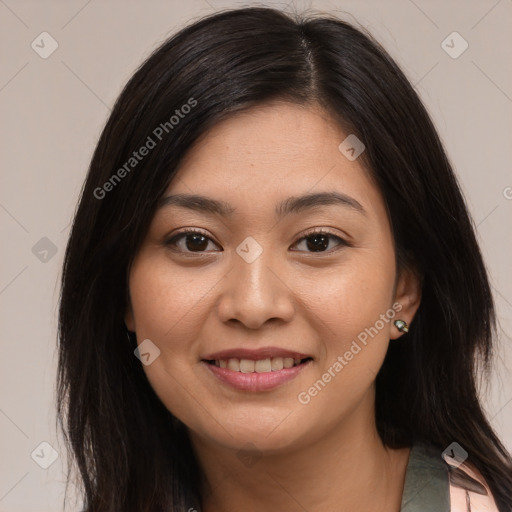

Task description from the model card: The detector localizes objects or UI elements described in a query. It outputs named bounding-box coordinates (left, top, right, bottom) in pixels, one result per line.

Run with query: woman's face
left=125, top=101, right=420, bottom=454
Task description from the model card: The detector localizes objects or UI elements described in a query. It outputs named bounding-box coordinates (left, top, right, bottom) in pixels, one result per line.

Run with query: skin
left=125, top=100, right=422, bottom=512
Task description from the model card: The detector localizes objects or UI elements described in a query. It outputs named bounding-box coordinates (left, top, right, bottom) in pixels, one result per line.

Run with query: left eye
left=165, top=229, right=347, bottom=254
left=292, top=229, right=347, bottom=253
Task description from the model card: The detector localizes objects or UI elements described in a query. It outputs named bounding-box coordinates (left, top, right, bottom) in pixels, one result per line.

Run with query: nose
left=216, top=248, right=295, bottom=330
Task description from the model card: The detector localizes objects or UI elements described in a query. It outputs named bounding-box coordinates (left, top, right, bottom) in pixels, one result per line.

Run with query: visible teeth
left=239, top=359, right=255, bottom=373
left=214, top=356, right=305, bottom=372
left=283, top=357, right=294, bottom=368
left=271, top=357, right=284, bottom=371
left=255, top=358, right=272, bottom=373
left=227, top=358, right=240, bottom=371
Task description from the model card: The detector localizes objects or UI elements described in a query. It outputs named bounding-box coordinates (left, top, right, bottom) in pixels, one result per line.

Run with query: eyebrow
left=157, top=191, right=366, bottom=219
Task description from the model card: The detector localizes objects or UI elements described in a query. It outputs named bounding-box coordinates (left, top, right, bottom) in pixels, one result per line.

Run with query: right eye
left=164, top=229, right=221, bottom=254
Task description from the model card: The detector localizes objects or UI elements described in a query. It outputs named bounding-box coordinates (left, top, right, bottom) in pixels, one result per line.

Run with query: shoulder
left=448, top=460, right=500, bottom=511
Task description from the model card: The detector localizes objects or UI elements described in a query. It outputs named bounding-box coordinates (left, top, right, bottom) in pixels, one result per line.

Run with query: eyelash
left=164, top=228, right=350, bottom=255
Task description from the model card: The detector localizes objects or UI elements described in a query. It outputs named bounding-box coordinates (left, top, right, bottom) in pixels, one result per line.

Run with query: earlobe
left=391, top=264, right=422, bottom=340
left=124, top=269, right=135, bottom=332
left=125, top=300, right=135, bottom=332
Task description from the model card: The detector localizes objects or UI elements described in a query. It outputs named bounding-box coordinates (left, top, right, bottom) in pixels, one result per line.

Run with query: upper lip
left=202, top=346, right=312, bottom=361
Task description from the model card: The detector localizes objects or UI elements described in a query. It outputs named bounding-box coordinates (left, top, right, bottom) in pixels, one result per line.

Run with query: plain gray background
left=1, top=1, right=511, bottom=510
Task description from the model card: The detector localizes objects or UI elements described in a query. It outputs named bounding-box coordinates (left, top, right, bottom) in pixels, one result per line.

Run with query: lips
left=201, top=347, right=313, bottom=373
left=200, top=346, right=313, bottom=391
left=201, top=350, right=313, bottom=392
left=202, top=347, right=312, bottom=361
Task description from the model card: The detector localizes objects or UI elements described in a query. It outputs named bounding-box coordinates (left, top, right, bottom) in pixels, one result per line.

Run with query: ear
left=124, top=264, right=136, bottom=332
left=124, top=274, right=135, bottom=332
left=125, top=301, right=135, bottom=332
left=390, top=264, right=422, bottom=340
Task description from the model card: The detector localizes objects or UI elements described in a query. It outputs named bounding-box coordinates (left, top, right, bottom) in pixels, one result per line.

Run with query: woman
left=57, top=6, right=512, bottom=511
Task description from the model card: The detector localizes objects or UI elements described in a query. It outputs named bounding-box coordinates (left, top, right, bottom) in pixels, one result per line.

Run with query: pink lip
left=202, top=346, right=311, bottom=361
left=202, top=359, right=312, bottom=392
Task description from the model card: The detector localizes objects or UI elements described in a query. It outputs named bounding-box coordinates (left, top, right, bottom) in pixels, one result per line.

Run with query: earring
left=394, top=319, right=409, bottom=333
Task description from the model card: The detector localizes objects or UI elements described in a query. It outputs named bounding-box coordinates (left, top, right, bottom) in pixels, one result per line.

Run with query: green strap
left=400, top=443, right=450, bottom=512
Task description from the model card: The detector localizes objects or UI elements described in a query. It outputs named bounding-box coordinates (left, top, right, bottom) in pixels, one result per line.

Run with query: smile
left=201, top=351, right=313, bottom=391
left=204, top=357, right=312, bottom=373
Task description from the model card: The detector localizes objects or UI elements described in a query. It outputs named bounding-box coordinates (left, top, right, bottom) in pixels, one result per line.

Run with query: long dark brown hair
left=57, top=6, right=512, bottom=511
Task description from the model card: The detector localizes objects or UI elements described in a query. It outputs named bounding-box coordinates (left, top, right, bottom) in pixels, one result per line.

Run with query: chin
left=189, top=413, right=311, bottom=455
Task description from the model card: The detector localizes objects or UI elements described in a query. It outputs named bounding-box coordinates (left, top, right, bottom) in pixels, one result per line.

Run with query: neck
left=189, top=392, right=411, bottom=512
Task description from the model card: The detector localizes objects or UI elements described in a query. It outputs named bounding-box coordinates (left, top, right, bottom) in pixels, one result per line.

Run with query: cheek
left=299, top=249, right=396, bottom=394
left=301, top=251, right=396, bottom=338
left=129, top=253, right=217, bottom=344
left=128, top=255, right=217, bottom=426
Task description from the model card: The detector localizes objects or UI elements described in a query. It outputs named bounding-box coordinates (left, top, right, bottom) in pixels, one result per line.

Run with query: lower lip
left=202, top=360, right=312, bottom=391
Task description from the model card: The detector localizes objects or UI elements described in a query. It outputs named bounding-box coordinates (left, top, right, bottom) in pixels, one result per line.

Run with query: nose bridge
left=217, top=236, right=294, bottom=328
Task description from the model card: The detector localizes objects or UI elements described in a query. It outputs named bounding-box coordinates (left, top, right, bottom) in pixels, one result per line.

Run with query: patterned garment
left=400, top=443, right=500, bottom=511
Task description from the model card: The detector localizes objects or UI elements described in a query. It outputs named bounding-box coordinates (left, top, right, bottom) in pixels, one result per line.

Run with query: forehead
left=166, top=101, right=382, bottom=216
